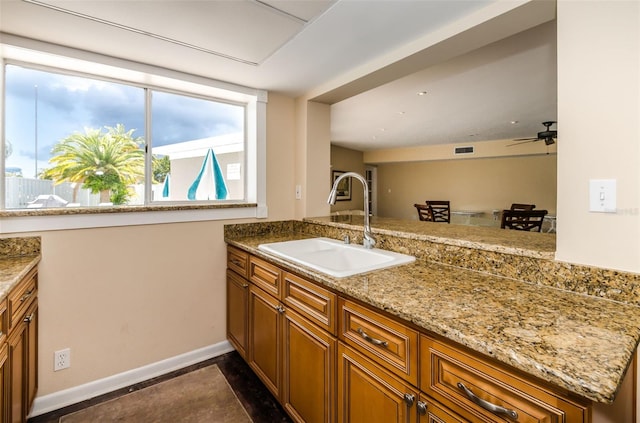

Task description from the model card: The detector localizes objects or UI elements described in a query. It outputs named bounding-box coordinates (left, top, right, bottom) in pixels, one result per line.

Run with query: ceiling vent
left=454, top=146, right=474, bottom=155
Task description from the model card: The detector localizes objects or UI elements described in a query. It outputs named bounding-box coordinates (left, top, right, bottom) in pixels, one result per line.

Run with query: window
left=0, top=41, right=267, bottom=232
left=4, top=65, right=245, bottom=208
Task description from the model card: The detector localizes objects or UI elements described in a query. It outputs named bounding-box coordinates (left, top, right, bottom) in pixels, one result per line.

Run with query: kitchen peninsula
left=225, top=216, right=640, bottom=421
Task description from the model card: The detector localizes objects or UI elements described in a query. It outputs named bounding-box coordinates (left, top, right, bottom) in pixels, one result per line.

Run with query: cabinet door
left=338, top=342, right=417, bottom=423
left=248, top=284, right=283, bottom=400
left=227, top=270, right=249, bottom=358
left=283, top=308, right=336, bottom=423
left=8, top=319, right=27, bottom=423
left=0, top=343, right=8, bottom=423
left=417, top=395, right=468, bottom=423
left=25, top=301, right=38, bottom=413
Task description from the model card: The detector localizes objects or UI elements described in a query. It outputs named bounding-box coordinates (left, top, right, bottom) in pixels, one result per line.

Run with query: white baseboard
left=29, top=340, right=235, bottom=417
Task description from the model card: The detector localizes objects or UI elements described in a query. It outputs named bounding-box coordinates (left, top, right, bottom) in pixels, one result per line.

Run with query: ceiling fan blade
left=512, top=137, right=539, bottom=141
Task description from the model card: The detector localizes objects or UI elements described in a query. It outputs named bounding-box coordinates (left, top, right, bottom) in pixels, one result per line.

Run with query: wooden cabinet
left=226, top=269, right=249, bottom=358
left=226, top=247, right=250, bottom=359
left=5, top=267, right=38, bottom=423
left=227, top=246, right=592, bottom=423
left=0, top=298, right=8, bottom=422
left=339, top=298, right=418, bottom=386
left=417, top=394, right=467, bottom=423
left=283, top=307, right=336, bottom=423
left=247, top=283, right=283, bottom=398
left=420, top=336, right=590, bottom=422
left=228, top=246, right=337, bottom=423
left=337, top=342, right=417, bottom=423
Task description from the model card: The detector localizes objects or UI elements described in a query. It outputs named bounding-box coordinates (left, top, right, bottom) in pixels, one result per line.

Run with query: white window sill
left=0, top=203, right=266, bottom=233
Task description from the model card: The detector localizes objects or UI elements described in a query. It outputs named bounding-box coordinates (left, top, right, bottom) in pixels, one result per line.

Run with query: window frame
left=0, top=37, right=268, bottom=233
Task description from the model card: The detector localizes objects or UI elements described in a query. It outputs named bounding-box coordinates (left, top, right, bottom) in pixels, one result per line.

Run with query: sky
left=4, top=64, right=244, bottom=178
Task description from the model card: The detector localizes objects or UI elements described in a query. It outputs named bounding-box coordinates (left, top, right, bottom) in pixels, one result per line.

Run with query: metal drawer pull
left=457, top=382, right=518, bottom=420
left=23, top=313, right=34, bottom=323
left=276, top=305, right=285, bottom=313
left=20, top=287, right=35, bottom=302
left=357, top=328, right=388, bottom=347
left=231, top=259, right=244, bottom=267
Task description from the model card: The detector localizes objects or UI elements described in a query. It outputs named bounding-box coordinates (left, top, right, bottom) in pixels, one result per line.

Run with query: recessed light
left=417, top=91, right=428, bottom=96
left=510, top=120, right=519, bottom=124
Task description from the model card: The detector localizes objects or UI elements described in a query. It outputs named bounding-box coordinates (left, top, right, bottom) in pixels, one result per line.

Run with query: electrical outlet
left=54, top=348, right=71, bottom=371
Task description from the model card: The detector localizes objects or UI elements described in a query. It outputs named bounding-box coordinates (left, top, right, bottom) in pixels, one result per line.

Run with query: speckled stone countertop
left=0, top=237, right=41, bottom=302
left=224, top=219, right=640, bottom=405
left=306, top=215, right=556, bottom=259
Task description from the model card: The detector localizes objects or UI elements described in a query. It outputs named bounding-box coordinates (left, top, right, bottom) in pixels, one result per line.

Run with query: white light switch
left=589, top=179, right=616, bottom=213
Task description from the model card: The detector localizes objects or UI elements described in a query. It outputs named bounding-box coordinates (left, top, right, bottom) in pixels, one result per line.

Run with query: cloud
left=5, top=64, right=245, bottom=175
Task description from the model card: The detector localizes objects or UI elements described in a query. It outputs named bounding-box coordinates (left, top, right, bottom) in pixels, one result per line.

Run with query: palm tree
left=42, top=124, right=144, bottom=204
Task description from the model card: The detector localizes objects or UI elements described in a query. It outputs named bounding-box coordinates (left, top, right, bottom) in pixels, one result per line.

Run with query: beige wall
left=26, top=92, right=296, bottom=396
left=375, top=155, right=557, bottom=222
left=555, top=3, right=640, bottom=420
left=556, top=0, right=639, bottom=274
left=294, top=100, right=331, bottom=219
left=329, top=146, right=365, bottom=213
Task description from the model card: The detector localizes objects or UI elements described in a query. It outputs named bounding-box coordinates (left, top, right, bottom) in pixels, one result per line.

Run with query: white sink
left=258, top=237, right=415, bottom=278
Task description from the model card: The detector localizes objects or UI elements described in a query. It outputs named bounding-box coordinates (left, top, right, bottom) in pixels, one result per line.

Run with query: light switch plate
left=589, top=179, right=616, bottom=213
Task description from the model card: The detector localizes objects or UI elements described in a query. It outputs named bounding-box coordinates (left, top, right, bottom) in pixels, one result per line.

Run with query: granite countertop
left=0, top=237, right=41, bottom=303
left=225, top=222, right=640, bottom=405
left=0, top=255, right=41, bottom=301
left=305, top=215, right=557, bottom=259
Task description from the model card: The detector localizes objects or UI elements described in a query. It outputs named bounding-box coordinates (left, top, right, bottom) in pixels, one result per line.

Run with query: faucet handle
left=363, top=235, right=376, bottom=249
left=344, top=235, right=350, bottom=244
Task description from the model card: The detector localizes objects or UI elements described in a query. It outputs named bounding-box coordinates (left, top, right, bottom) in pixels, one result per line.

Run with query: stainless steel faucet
left=327, top=172, right=375, bottom=249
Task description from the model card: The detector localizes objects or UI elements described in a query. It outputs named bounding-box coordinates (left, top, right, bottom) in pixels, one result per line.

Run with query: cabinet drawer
left=250, top=256, right=282, bottom=298
left=8, top=268, right=37, bottom=330
left=227, top=246, right=249, bottom=279
left=420, top=336, right=589, bottom=423
left=283, top=272, right=337, bottom=335
left=340, top=298, right=418, bottom=385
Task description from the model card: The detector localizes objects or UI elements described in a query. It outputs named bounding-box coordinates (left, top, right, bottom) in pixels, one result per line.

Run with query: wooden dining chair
left=426, top=200, right=450, bottom=223
left=414, top=203, right=432, bottom=221
left=500, top=209, right=548, bottom=232
left=510, top=203, right=536, bottom=211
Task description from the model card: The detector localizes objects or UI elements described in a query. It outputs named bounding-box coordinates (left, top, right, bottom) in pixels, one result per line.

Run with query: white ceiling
left=0, top=0, right=557, bottom=152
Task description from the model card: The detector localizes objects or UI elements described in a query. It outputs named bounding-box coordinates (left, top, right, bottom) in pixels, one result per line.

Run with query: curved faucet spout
left=328, top=172, right=375, bottom=249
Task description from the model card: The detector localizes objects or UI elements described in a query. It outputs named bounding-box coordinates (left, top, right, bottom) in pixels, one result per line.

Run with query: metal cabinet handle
left=23, top=313, right=34, bottom=323
left=230, top=259, right=243, bottom=267
left=403, top=393, right=415, bottom=407
left=20, top=287, right=35, bottom=302
left=357, top=327, right=388, bottom=347
left=457, top=382, right=518, bottom=420
left=276, top=305, right=285, bottom=313
left=242, top=283, right=249, bottom=288
left=416, top=401, right=427, bottom=415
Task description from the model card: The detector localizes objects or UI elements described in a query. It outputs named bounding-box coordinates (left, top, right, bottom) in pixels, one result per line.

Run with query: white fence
left=5, top=177, right=147, bottom=209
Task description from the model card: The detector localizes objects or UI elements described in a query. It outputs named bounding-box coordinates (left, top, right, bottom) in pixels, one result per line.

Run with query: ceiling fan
left=509, top=121, right=557, bottom=146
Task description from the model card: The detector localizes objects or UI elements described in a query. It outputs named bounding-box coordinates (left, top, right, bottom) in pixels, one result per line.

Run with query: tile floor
left=28, top=351, right=292, bottom=423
